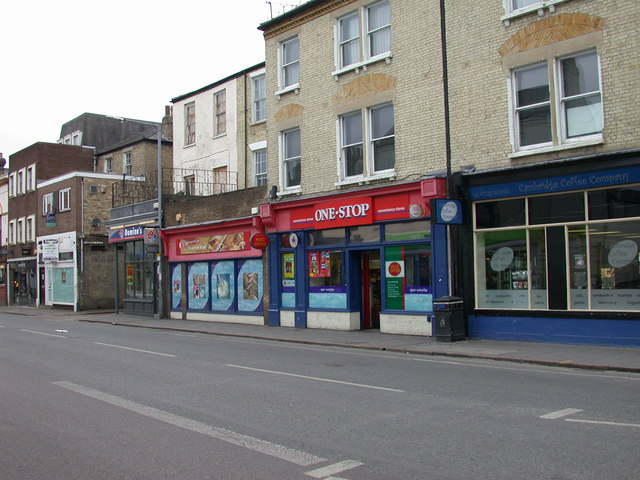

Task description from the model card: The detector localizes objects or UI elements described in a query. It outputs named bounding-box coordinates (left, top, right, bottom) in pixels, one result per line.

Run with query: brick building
left=257, top=0, right=451, bottom=334
left=37, top=172, right=127, bottom=310
left=161, top=64, right=269, bottom=323
left=6, top=143, right=94, bottom=305
left=444, top=1, right=640, bottom=346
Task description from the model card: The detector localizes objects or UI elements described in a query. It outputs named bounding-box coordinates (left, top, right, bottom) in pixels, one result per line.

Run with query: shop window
left=281, top=252, right=295, bottom=308
left=384, top=221, right=430, bottom=242
left=237, top=259, right=263, bottom=312
left=210, top=261, right=233, bottom=311
left=385, top=245, right=432, bottom=312
left=588, top=186, right=640, bottom=221
left=476, top=230, right=529, bottom=309
left=474, top=187, right=640, bottom=312
left=308, top=228, right=345, bottom=246
left=475, top=199, right=525, bottom=229
left=124, top=240, right=155, bottom=300
left=309, top=250, right=346, bottom=309
left=171, top=264, right=183, bottom=310
left=588, top=221, right=640, bottom=311
left=349, top=225, right=380, bottom=244
left=529, top=192, right=584, bottom=224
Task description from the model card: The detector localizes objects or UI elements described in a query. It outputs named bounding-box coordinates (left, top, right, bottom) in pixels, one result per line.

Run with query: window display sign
left=42, top=239, right=59, bottom=262
left=309, top=251, right=332, bottom=277
left=171, top=264, right=182, bottom=310
left=283, top=253, right=295, bottom=279
left=177, top=232, right=249, bottom=255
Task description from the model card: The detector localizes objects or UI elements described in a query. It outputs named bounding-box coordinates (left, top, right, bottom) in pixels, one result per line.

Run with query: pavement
left=2, top=305, right=639, bottom=373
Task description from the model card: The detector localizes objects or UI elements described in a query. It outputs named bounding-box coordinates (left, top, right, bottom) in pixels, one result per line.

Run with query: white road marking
left=53, top=381, right=326, bottom=467
left=21, top=329, right=66, bottom=338
left=540, top=408, right=583, bottom=419
left=0, top=325, right=6, bottom=328
left=565, top=418, right=640, bottom=429
left=306, top=460, right=364, bottom=478
left=94, top=342, right=177, bottom=358
left=227, top=364, right=404, bottom=393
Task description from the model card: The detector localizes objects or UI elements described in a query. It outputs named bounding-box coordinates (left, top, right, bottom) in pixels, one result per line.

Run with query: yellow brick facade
left=262, top=0, right=446, bottom=198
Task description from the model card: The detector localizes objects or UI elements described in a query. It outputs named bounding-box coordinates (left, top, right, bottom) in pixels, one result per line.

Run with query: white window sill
left=275, top=84, right=300, bottom=99
left=335, top=170, right=397, bottom=188
left=509, top=136, right=603, bottom=159
left=212, top=133, right=227, bottom=139
left=251, top=119, right=266, bottom=126
left=276, top=187, right=302, bottom=198
left=331, top=53, right=393, bottom=80
left=183, top=143, right=196, bottom=149
left=501, top=0, right=569, bottom=26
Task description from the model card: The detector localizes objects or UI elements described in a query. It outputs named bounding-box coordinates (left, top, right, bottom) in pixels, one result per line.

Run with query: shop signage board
left=468, top=165, right=640, bottom=201
left=289, top=193, right=423, bottom=230
left=42, top=239, right=59, bottom=262
left=249, top=233, right=270, bottom=249
left=177, top=232, right=250, bottom=255
left=109, top=225, right=146, bottom=243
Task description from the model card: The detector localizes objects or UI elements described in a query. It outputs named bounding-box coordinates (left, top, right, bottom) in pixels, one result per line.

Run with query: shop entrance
left=360, top=251, right=381, bottom=329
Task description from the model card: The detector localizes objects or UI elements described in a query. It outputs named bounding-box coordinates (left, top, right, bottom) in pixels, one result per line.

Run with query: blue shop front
left=464, top=154, right=640, bottom=347
left=260, top=178, right=451, bottom=335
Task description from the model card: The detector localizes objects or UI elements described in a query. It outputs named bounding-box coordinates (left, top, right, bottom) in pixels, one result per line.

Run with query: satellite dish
left=91, top=218, right=102, bottom=228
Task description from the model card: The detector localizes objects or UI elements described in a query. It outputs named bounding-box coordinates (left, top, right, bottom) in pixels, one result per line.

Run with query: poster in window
left=171, top=264, right=182, bottom=310
left=309, top=251, right=331, bottom=277
left=217, top=273, right=231, bottom=299
left=187, top=262, right=210, bottom=311
left=243, top=273, right=259, bottom=300
left=237, top=259, right=263, bottom=312
left=283, top=253, right=295, bottom=279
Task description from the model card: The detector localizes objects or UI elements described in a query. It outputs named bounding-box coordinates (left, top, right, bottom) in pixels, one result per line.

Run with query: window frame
left=509, top=49, right=603, bottom=155
left=280, top=127, right=302, bottom=192
left=279, top=36, right=300, bottom=93
left=8, top=220, right=15, bottom=245
left=184, top=101, right=196, bottom=146
left=16, top=217, right=24, bottom=244
left=501, top=0, right=572, bottom=25
left=26, top=165, right=35, bottom=191
left=43, top=193, right=54, bottom=216
left=254, top=149, right=267, bottom=186
left=334, top=0, right=392, bottom=76
left=252, top=74, right=266, bottom=123
left=214, top=90, right=226, bottom=136
left=104, top=157, right=112, bottom=173
left=26, top=215, right=35, bottom=242
left=123, top=151, right=132, bottom=175
left=59, top=188, right=71, bottom=212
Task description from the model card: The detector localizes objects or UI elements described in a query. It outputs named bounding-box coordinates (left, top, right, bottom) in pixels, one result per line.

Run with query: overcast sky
left=0, top=0, right=301, bottom=160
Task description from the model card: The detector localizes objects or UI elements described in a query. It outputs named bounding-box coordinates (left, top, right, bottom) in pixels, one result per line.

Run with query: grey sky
left=0, top=0, right=291, bottom=159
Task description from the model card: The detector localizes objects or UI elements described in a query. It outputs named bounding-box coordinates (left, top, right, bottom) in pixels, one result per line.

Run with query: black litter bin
left=433, top=296, right=465, bottom=342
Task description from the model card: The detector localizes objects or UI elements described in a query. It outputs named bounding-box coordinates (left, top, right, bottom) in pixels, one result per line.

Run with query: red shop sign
left=250, top=233, right=270, bottom=249
left=291, top=197, right=373, bottom=229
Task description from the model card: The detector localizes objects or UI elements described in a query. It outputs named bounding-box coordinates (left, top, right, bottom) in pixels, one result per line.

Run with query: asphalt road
left=1, top=312, right=639, bottom=479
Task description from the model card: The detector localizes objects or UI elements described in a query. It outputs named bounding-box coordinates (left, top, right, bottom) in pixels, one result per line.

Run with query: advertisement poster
left=171, top=264, right=182, bottom=310
left=385, top=247, right=405, bottom=310
left=283, top=253, right=295, bottom=279
left=187, top=262, right=210, bottom=311
left=309, top=251, right=331, bottom=277
left=177, top=232, right=249, bottom=255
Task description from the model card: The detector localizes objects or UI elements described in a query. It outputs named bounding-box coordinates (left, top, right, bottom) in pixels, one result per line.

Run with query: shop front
left=38, top=233, right=77, bottom=309
left=466, top=157, right=640, bottom=346
left=8, top=256, right=37, bottom=306
left=109, top=225, right=158, bottom=316
left=163, top=217, right=266, bottom=325
left=260, top=179, right=450, bottom=335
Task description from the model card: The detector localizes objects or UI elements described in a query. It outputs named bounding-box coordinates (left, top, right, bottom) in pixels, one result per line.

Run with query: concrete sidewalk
left=2, top=306, right=639, bottom=373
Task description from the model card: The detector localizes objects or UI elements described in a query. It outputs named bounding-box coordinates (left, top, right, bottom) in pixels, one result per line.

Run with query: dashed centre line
left=21, top=329, right=66, bottom=338
left=540, top=408, right=583, bottom=419
left=227, top=364, right=404, bottom=392
left=305, top=459, right=364, bottom=478
left=94, top=342, right=177, bottom=358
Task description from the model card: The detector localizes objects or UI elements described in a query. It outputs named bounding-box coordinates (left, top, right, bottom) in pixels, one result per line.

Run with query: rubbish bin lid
left=433, top=296, right=463, bottom=302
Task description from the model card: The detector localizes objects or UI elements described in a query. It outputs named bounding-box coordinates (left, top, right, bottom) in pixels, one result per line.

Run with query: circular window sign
left=490, top=247, right=514, bottom=272
left=388, top=261, right=402, bottom=277
left=608, top=240, right=638, bottom=268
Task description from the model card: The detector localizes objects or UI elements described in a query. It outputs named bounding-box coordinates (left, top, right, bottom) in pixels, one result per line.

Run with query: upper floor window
left=17, top=169, right=25, bottom=195
left=252, top=74, right=266, bottom=122
left=337, top=1, right=391, bottom=71
left=17, top=218, right=24, bottom=243
left=43, top=193, right=54, bottom=215
left=215, top=90, right=226, bottom=136
left=59, top=188, right=71, bottom=212
left=8, top=220, right=15, bottom=245
left=104, top=157, right=112, bottom=173
left=502, top=1, right=573, bottom=25
left=512, top=50, right=602, bottom=152
left=123, top=151, right=133, bottom=175
left=280, top=37, right=300, bottom=91
left=339, top=103, right=395, bottom=180
left=281, top=128, right=301, bottom=190
left=8, top=173, right=15, bottom=197
left=184, top=174, right=196, bottom=195
left=184, top=102, right=196, bottom=145
left=26, top=215, right=35, bottom=242
left=510, top=0, right=538, bottom=10
left=254, top=149, right=267, bottom=186
left=26, top=165, right=35, bottom=191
